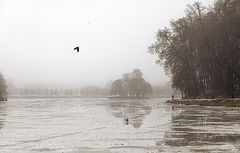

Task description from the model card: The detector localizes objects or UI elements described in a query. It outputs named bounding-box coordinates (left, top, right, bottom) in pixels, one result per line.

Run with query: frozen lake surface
left=0, top=98, right=240, bottom=153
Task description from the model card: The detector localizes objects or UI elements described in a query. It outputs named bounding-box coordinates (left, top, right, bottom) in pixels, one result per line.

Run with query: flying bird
left=74, top=46, right=79, bottom=52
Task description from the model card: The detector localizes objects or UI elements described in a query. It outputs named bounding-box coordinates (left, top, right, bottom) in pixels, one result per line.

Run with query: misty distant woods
left=8, top=69, right=170, bottom=98
left=110, top=69, right=152, bottom=98
left=149, top=0, right=240, bottom=98
left=7, top=71, right=171, bottom=98
left=8, top=84, right=170, bottom=98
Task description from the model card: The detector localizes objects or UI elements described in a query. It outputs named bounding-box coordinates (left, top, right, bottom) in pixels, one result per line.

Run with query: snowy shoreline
left=167, top=98, right=240, bottom=107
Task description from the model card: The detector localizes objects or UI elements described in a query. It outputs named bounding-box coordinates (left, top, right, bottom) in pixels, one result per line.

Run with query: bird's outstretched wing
left=74, top=46, right=79, bottom=52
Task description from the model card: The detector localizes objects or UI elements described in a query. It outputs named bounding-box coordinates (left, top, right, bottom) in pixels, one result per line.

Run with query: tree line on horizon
left=149, top=0, right=240, bottom=98
left=7, top=83, right=173, bottom=98
left=8, top=86, right=108, bottom=97
left=5, top=69, right=172, bottom=98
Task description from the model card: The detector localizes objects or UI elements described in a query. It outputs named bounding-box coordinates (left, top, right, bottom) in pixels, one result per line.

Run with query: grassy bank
left=167, top=98, right=240, bottom=107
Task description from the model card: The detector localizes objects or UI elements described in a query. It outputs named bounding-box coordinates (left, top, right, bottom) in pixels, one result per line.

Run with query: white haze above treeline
left=0, top=0, right=214, bottom=88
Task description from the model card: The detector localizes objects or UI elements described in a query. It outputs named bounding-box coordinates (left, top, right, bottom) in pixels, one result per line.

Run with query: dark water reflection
left=161, top=105, right=240, bottom=152
left=108, top=100, right=152, bottom=128
left=0, top=101, right=6, bottom=130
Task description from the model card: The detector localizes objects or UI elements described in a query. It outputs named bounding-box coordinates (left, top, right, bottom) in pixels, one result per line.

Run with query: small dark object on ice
left=124, top=118, right=129, bottom=125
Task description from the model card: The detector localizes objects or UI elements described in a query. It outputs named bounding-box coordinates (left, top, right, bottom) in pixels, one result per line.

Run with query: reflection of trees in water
left=0, top=101, right=6, bottom=130
left=109, top=100, right=152, bottom=128
left=161, top=107, right=240, bottom=150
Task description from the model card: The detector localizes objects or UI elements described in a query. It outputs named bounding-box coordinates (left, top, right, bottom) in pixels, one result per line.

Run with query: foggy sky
left=0, top=0, right=214, bottom=88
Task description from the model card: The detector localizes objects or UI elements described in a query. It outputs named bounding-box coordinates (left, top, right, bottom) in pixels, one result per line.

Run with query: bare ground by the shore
left=167, top=98, right=240, bottom=107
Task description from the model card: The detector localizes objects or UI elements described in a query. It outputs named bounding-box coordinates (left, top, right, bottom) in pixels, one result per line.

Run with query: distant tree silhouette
left=110, top=79, right=125, bottom=96
left=110, top=69, right=152, bottom=97
left=131, top=69, right=143, bottom=79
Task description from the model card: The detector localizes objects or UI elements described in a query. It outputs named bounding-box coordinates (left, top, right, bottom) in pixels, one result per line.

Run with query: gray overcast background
left=0, top=0, right=214, bottom=88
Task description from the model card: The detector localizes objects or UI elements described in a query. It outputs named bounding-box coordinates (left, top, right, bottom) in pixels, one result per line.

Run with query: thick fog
left=0, top=0, right=214, bottom=88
